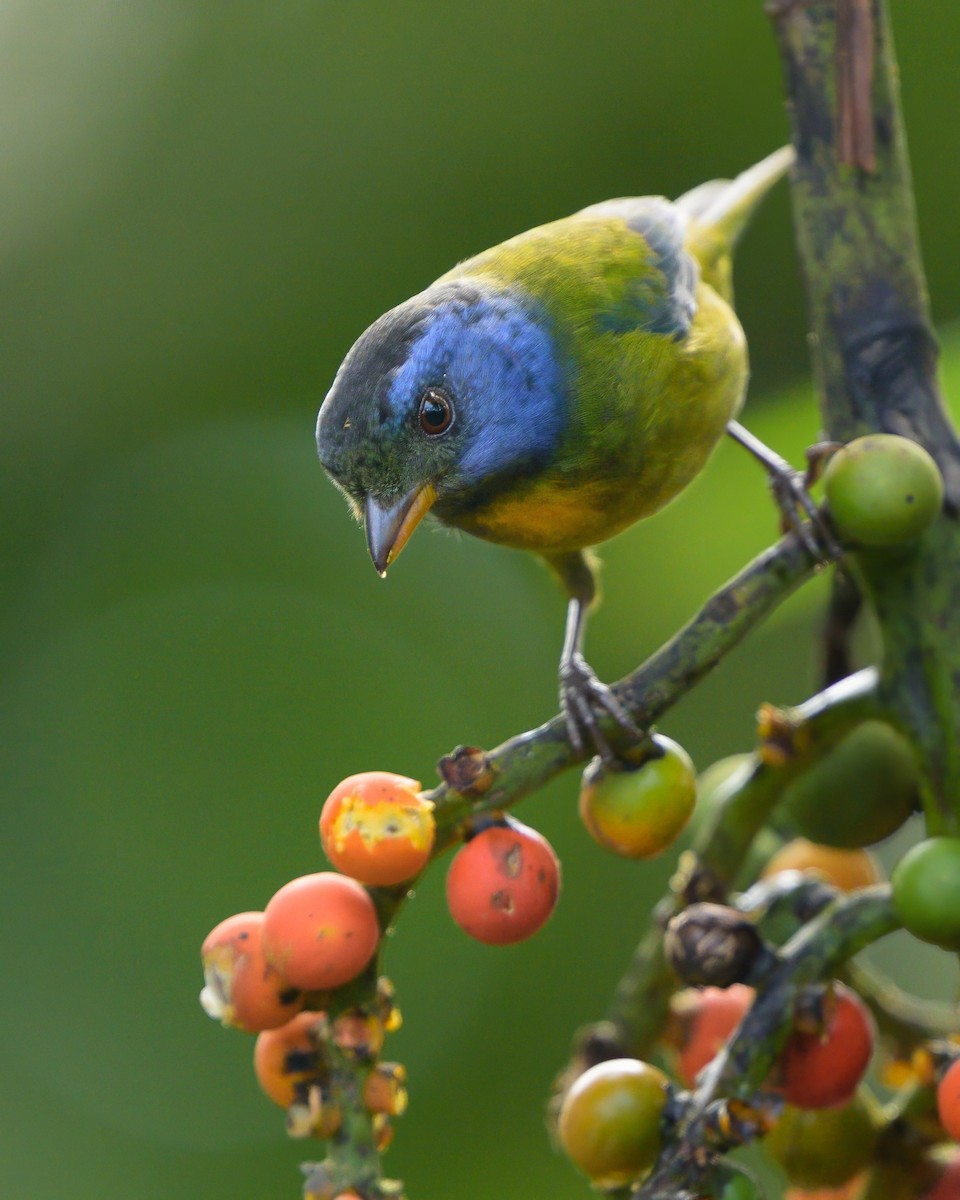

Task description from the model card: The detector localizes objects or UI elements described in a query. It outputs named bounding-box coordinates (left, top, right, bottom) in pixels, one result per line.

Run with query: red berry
left=925, top=1154, right=960, bottom=1199
left=779, top=984, right=875, bottom=1109
left=445, top=817, right=560, bottom=945
left=674, top=984, right=753, bottom=1086
left=262, top=873, right=380, bottom=990
left=938, top=1061, right=960, bottom=1141
left=200, top=911, right=303, bottom=1032
left=320, top=771, right=435, bottom=886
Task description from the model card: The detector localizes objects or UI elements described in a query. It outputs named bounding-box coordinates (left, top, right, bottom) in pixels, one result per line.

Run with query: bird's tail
left=677, top=145, right=794, bottom=301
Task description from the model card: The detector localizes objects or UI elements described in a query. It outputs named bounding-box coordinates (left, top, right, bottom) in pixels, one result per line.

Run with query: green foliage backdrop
left=1, top=4, right=958, bottom=1197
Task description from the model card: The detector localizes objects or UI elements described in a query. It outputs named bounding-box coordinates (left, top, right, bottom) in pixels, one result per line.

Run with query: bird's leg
left=547, top=550, right=644, bottom=762
left=726, top=419, right=842, bottom=560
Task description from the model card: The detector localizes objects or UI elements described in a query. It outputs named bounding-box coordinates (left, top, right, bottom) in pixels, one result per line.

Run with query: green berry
left=892, top=837, right=960, bottom=949
left=780, top=720, right=918, bottom=848
left=824, top=433, right=943, bottom=547
left=765, top=1096, right=878, bottom=1189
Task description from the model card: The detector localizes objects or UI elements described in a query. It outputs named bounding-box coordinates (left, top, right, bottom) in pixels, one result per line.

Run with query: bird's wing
left=574, top=197, right=699, bottom=341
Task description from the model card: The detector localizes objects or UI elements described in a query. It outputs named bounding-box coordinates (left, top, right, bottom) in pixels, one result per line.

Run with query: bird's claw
left=727, top=422, right=842, bottom=564
left=768, top=460, right=842, bottom=564
left=559, top=654, right=643, bottom=763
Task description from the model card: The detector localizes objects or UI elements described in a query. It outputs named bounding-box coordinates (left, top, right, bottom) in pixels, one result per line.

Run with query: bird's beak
left=364, top=484, right=437, bottom=577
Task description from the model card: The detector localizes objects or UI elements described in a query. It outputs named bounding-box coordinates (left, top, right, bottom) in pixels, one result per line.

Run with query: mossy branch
left=318, top=529, right=824, bottom=1197
left=302, top=526, right=833, bottom=1200
left=563, top=2, right=960, bottom=1193
left=772, top=0, right=960, bottom=828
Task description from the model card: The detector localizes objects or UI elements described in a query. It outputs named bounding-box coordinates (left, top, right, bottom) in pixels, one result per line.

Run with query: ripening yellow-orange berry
left=320, top=771, right=435, bottom=886
left=762, top=839, right=881, bottom=892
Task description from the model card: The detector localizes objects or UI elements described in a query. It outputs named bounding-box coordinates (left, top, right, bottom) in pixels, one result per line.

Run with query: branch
left=771, top=0, right=960, bottom=825
left=306, top=532, right=822, bottom=1196
left=772, top=0, right=960, bottom=489
left=709, top=885, right=898, bottom=1101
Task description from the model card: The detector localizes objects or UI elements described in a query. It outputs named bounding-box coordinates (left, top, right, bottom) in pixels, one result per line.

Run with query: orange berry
left=762, top=839, right=881, bottom=891
left=445, top=817, right=560, bottom=945
left=784, top=1174, right=867, bottom=1199
left=779, top=984, right=875, bottom=1109
left=673, top=984, right=754, bottom=1086
left=938, top=1060, right=960, bottom=1140
left=200, top=911, right=303, bottom=1032
left=263, top=873, right=380, bottom=990
left=320, top=771, right=435, bottom=886
left=254, top=1009, right=327, bottom=1108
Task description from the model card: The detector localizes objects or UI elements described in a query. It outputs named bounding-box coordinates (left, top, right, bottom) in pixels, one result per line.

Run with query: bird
left=316, top=147, right=807, bottom=757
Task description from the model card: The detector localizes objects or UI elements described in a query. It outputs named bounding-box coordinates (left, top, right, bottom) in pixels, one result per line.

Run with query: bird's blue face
left=316, top=279, right=567, bottom=572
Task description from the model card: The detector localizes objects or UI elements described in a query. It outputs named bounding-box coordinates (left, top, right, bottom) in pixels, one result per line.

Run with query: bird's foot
left=767, top=454, right=843, bottom=563
left=559, top=653, right=644, bottom=762
left=727, top=421, right=841, bottom=562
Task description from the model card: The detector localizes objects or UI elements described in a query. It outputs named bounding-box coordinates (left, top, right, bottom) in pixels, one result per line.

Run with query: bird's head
left=316, top=278, right=566, bottom=574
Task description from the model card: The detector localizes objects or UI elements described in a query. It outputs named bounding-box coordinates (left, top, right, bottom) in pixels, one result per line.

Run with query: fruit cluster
left=558, top=979, right=877, bottom=1192
left=199, top=768, right=569, bottom=1176
left=200, top=772, right=567, bottom=1026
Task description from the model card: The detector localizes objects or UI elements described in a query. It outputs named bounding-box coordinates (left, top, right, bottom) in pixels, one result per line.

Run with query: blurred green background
left=2, top=3, right=959, bottom=1198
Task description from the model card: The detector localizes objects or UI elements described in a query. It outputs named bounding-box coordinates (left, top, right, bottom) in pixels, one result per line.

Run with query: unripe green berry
left=892, top=837, right=960, bottom=949
left=824, top=433, right=943, bottom=548
left=766, top=1097, right=878, bottom=1189
left=716, top=1170, right=764, bottom=1200
left=780, top=720, right=918, bottom=849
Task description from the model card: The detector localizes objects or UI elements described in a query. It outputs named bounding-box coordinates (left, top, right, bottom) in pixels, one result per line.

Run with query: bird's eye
left=418, top=387, right=454, bottom=435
